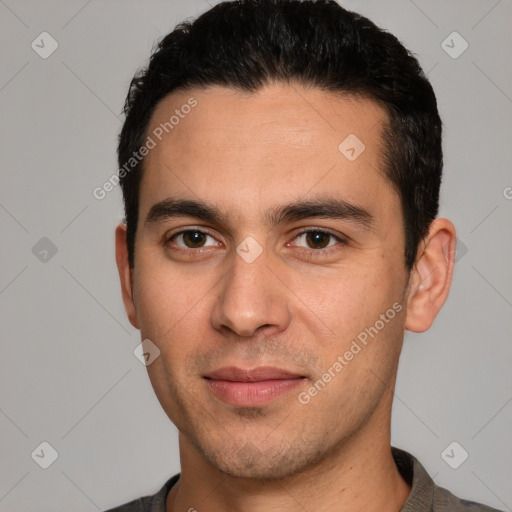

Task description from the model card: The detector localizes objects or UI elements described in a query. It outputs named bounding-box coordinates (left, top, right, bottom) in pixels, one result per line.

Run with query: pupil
left=184, top=231, right=205, bottom=248
left=306, top=231, right=329, bottom=249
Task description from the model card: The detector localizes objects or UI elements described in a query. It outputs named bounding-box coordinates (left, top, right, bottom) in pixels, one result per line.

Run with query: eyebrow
left=144, top=197, right=374, bottom=230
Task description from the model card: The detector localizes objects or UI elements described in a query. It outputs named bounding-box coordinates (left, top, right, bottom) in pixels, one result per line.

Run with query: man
left=107, top=0, right=502, bottom=510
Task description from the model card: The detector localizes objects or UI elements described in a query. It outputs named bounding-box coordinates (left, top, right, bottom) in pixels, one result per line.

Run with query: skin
left=115, top=82, right=456, bottom=512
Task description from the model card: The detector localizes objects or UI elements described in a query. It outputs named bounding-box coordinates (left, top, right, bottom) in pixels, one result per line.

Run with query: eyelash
left=292, top=228, right=347, bottom=258
left=164, top=227, right=347, bottom=257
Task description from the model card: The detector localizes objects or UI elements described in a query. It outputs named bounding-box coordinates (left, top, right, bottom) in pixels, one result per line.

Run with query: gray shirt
left=104, top=447, right=503, bottom=511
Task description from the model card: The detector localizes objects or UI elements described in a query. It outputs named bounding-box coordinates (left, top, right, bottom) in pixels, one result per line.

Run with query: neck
left=166, top=387, right=410, bottom=512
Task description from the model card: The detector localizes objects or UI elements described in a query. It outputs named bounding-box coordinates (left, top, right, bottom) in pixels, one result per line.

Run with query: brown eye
left=305, top=231, right=331, bottom=249
left=170, top=230, right=217, bottom=249
left=294, top=230, right=340, bottom=250
left=182, top=231, right=207, bottom=248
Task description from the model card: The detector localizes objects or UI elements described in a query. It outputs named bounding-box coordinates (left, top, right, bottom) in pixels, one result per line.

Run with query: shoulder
left=433, top=482, right=504, bottom=512
left=103, top=474, right=180, bottom=512
left=392, top=447, right=504, bottom=512
left=104, top=498, right=144, bottom=512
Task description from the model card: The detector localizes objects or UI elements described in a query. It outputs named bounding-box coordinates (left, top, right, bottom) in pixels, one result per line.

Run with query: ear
left=405, top=218, right=457, bottom=333
left=115, top=223, right=140, bottom=330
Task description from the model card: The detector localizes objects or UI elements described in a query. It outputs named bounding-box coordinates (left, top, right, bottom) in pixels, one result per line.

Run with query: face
left=122, top=83, right=412, bottom=479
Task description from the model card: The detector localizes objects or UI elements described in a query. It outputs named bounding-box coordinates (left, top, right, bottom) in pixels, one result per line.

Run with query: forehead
left=139, top=83, right=397, bottom=225
left=146, top=83, right=387, bottom=156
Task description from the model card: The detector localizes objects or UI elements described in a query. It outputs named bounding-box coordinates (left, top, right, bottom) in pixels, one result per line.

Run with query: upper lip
left=204, top=366, right=304, bottom=382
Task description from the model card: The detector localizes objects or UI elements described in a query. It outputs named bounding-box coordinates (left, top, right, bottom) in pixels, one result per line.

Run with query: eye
left=167, top=229, right=219, bottom=249
left=292, top=229, right=345, bottom=250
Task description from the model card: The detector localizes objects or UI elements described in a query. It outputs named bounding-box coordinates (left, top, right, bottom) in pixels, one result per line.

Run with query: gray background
left=1, top=0, right=511, bottom=510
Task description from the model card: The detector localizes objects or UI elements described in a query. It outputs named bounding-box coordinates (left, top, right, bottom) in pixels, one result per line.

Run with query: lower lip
left=205, top=378, right=305, bottom=407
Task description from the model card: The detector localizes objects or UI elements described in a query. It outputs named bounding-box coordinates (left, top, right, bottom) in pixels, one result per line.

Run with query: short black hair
left=118, top=0, right=442, bottom=270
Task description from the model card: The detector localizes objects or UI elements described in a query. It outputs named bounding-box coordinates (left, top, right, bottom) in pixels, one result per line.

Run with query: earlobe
left=405, top=218, right=457, bottom=333
left=115, top=223, right=140, bottom=330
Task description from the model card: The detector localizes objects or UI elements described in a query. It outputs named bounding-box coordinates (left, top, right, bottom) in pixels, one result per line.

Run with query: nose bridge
left=211, top=241, right=291, bottom=337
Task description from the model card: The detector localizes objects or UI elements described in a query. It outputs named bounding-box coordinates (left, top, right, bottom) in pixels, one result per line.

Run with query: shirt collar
left=151, top=447, right=435, bottom=512
left=393, top=446, right=434, bottom=511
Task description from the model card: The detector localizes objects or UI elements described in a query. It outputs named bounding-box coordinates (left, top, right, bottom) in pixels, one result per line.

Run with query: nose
left=210, top=245, right=291, bottom=338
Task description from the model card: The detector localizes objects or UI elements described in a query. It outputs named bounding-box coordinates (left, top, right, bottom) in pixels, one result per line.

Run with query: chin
left=197, top=436, right=327, bottom=481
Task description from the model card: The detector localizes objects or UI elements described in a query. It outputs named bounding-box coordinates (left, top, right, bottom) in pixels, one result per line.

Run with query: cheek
left=319, top=266, right=391, bottom=326
left=132, top=261, right=207, bottom=343
left=312, top=262, right=406, bottom=373
left=309, top=281, right=405, bottom=416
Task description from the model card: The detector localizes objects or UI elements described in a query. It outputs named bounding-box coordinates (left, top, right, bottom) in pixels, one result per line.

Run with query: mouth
left=203, top=366, right=307, bottom=407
